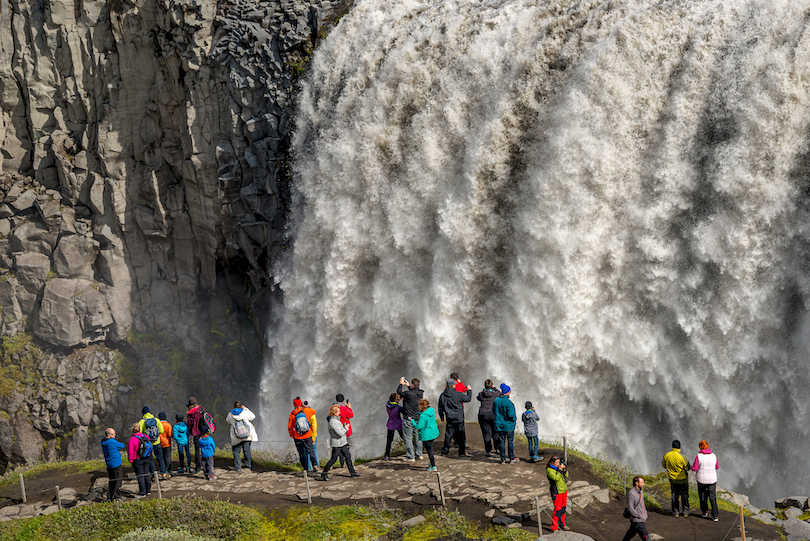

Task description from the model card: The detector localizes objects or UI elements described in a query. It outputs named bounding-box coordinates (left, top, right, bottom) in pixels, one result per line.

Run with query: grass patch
left=0, top=459, right=105, bottom=490
left=0, top=496, right=265, bottom=541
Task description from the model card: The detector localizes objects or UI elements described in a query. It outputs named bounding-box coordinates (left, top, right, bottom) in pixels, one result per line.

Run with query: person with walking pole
left=622, top=476, right=649, bottom=540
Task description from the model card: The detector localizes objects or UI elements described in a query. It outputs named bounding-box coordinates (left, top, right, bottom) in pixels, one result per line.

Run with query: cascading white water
left=264, top=0, right=810, bottom=505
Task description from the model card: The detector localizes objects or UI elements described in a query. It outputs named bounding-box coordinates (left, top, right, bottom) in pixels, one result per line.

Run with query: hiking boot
left=175, top=469, right=184, bottom=475
left=459, top=452, right=471, bottom=457
left=510, top=458, right=520, bottom=464
left=484, top=452, right=492, bottom=457
left=562, top=525, right=571, bottom=531
left=427, top=465, right=437, bottom=472
left=350, top=472, right=362, bottom=478
left=702, top=513, right=709, bottom=518
left=713, top=517, right=718, bottom=522
left=415, top=455, right=423, bottom=460
left=404, top=458, right=415, bottom=462
left=383, top=456, right=391, bottom=461
left=318, top=474, right=330, bottom=481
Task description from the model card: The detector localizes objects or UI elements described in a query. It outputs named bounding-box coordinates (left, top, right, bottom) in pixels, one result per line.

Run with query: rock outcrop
left=0, top=0, right=346, bottom=470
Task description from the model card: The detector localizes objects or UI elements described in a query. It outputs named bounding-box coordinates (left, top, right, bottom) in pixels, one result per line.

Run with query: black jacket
left=397, top=384, right=424, bottom=419
left=438, top=387, right=472, bottom=423
left=476, top=389, right=501, bottom=414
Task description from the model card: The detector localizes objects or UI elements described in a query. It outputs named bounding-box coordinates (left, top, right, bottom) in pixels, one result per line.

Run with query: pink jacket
left=128, top=433, right=145, bottom=463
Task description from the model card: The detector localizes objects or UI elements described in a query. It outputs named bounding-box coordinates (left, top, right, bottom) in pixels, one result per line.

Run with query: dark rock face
left=0, top=0, right=344, bottom=469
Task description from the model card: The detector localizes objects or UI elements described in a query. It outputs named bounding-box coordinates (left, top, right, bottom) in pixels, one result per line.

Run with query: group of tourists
left=622, top=439, right=721, bottom=541
left=100, top=397, right=258, bottom=499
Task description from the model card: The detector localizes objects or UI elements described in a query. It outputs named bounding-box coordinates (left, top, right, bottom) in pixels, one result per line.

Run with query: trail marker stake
left=155, top=473, right=162, bottom=499
left=19, top=474, right=25, bottom=503
left=303, top=469, right=312, bottom=504
left=436, top=471, right=446, bottom=506
left=535, top=496, right=542, bottom=536
left=739, top=505, right=746, bottom=541
left=55, top=486, right=61, bottom=511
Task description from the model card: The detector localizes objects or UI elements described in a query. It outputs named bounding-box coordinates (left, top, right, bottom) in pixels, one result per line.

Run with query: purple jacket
left=386, top=401, right=403, bottom=431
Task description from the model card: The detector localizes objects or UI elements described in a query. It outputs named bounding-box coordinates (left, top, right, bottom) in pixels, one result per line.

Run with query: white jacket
left=695, top=452, right=718, bottom=485
left=226, top=407, right=258, bottom=445
left=327, top=415, right=348, bottom=448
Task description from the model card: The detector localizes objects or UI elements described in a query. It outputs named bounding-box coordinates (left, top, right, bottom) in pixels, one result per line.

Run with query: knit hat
left=525, top=401, right=532, bottom=409
left=142, top=406, right=150, bottom=414
left=200, top=424, right=209, bottom=434
left=500, top=383, right=511, bottom=394
left=187, top=397, right=197, bottom=406
left=293, top=398, right=303, bottom=408
left=175, top=413, right=184, bottom=422
left=446, top=378, right=456, bottom=387
left=672, top=440, right=681, bottom=449
left=158, top=412, right=166, bottom=420
left=303, top=400, right=309, bottom=406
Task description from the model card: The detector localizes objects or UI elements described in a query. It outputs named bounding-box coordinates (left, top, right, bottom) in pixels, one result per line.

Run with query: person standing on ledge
left=692, top=439, right=719, bottom=521
left=438, top=378, right=472, bottom=457
left=100, top=427, right=125, bottom=501
left=226, top=400, right=258, bottom=472
left=662, top=439, right=690, bottom=517
left=493, top=383, right=518, bottom=464
left=288, top=397, right=319, bottom=472
left=333, top=394, right=355, bottom=467
left=622, top=476, right=649, bottom=540
left=476, top=380, right=501, bottom=457
left=546, top=455, right=569, bottom=531
left=397, top=377, right=424, bottom=461
left=186, top=397, right=205, bottom=474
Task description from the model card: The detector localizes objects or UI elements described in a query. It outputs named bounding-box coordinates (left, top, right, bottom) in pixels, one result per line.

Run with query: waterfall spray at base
left=263, top=0, right=810, bottom=505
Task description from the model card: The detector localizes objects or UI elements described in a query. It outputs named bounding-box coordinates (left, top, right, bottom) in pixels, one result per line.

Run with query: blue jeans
left=232, top=441, right=252, bottom=471
left=528, top=435, right=539, bottom=457
left=177, top=442, right=191, bottom=470
left=305, top=437, right=320, bottom=470
left=497, top=430, right=515, bottom=461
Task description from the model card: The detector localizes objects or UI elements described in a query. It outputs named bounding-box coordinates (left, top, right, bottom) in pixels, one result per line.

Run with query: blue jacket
left=199, top=434, right=216, bottom=458
left=173, top=422, right=189, bottom=445
left=101, top=437, right=126, bottom=468
left=493, top=395, right=516, bottom=432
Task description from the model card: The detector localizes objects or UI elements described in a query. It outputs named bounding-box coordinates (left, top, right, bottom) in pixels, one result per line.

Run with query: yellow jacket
left=310, top=413, right=318, bottom=440
left=662, top=448, right=689, bottom=482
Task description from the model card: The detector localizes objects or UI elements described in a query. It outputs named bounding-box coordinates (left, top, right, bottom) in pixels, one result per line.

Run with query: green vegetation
left=287, top=44, right=314, bottom=79
left=0, top=333, right=42, bottom=397
left=0, top=497, right=265, bottom=541
left=0, top=459, right=105, bottom=490
left=115, top=529, right=220, bottom=541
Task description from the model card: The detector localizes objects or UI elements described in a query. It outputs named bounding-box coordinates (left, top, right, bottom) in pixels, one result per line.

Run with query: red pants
left=552, top=492, right=567, bottom=530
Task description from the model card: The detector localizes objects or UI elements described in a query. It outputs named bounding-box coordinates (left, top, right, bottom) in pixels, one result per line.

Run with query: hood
left=699, top=448, right=713, bottom=454
left=231, top=408, right=244, bottom=415
left=142, top=413, right=156, bottom=419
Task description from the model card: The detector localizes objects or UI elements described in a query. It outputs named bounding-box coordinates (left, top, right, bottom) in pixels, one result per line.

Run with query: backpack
left=143, top=417, right=160, bottom=444
left=233, top=418, right=250, bottom=440
left=199, top=408, right=216, bottom=435
left=294, top=409, right=311, bottom=434
left=136, top=435, right=153, bottom=459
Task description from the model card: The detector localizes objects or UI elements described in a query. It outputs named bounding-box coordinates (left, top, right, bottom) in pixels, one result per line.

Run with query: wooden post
left=436, top=471, right=446, bottom=506
left=303, top=469, right=312, bottom=504
left=534, top=497, right=541, bottom=535
left=154, top=473, right=162, bottom=499
left=19, top=474, right=25, bottom=504
left=563, top=436, right=567, bottom=464
left=739, top=505, right=746, bottom=541
left=55, top=486, right=62, bottom=511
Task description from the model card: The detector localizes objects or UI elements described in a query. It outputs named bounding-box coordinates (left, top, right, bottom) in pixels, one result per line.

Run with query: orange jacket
left=288, top=407, right=316, bottom=440
left=159, top=420, right=173, bottom=447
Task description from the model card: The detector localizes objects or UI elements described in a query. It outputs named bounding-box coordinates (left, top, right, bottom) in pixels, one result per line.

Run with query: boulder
left=65, top=426, right=89, bottom=462
left=11, top=190, right=37, bottom=212
left=53, top=235, right=98, bottom=279
left=74, top=282, right=113, bottom=338
left=15, top=252, right=51, bottom=293
left=34, top=279, right=82, bottom=347
left=783, top=517, right=810, bottom=540
left=776, top=496, right=809, bottom=510
left=785, top=506, right=804, bottom=520
left=593, top=488, right=610, bottom=504
left=0, top=278, right=23, bottom=321
left=11, top=222, right=57, bottom=255
left=400, top=515, right=425, bottom=528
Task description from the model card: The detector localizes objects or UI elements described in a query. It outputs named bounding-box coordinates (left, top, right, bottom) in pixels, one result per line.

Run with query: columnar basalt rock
left=0, top=0, right=344, bottom=470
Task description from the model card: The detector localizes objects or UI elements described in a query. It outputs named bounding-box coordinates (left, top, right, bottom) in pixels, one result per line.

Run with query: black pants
left=193, top=435, right=202, bottom=471
left=622, top=522, right=648, bottom=541
left=671, top=481, right=689, bottom=514
left=107, top=465, right=122, bottom=501
left=698, top=482, right=718, bottom=518
left=133, top=458, right=152, bottom=496
left=323, top=445, right=356, bottom=474
left=384, top=429, right=404, bottom=458
left=478, top=413, right=500, bottom=453
left=424, top=439, right=435, bottom=467
left=441, top=420, right=466, bottom=455
left=294, top=437, right=318, bottom=470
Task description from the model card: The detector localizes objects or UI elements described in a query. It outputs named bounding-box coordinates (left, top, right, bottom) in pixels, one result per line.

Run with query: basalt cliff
left=0, top=0, right=339, bottom=469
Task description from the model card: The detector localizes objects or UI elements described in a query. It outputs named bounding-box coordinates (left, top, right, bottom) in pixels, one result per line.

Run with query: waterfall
left=264, top=0, right=810, bottom=505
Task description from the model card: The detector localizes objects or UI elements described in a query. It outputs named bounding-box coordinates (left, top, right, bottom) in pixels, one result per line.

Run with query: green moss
left=0, top=333, right=41, bottom=397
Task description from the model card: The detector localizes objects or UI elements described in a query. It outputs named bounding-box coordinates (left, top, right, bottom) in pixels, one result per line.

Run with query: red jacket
left=333, top=403, right=354, bottom=437
left=288, top=406, right=316, bottom=440
left=187, top=405, right=204, bottom=437
left=454, top=380, right=466, bottom=393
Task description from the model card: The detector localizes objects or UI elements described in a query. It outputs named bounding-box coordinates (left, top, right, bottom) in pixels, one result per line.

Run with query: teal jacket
left=493, top=395, right=516, bottom=432
left=415, top=407, right=440, bottom=442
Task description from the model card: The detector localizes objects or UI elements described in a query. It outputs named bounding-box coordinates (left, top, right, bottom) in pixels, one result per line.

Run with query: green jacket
left=662, top=448, right=689, bottom=483
left=546, top=466, right=568, bottom=494
left=415, top=407, right=440, bottom=442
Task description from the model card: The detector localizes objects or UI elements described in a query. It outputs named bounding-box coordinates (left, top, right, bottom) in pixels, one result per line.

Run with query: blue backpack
left=136, top=436, right=153, bottom=459
left=143, top=417, right=160, bottom=444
